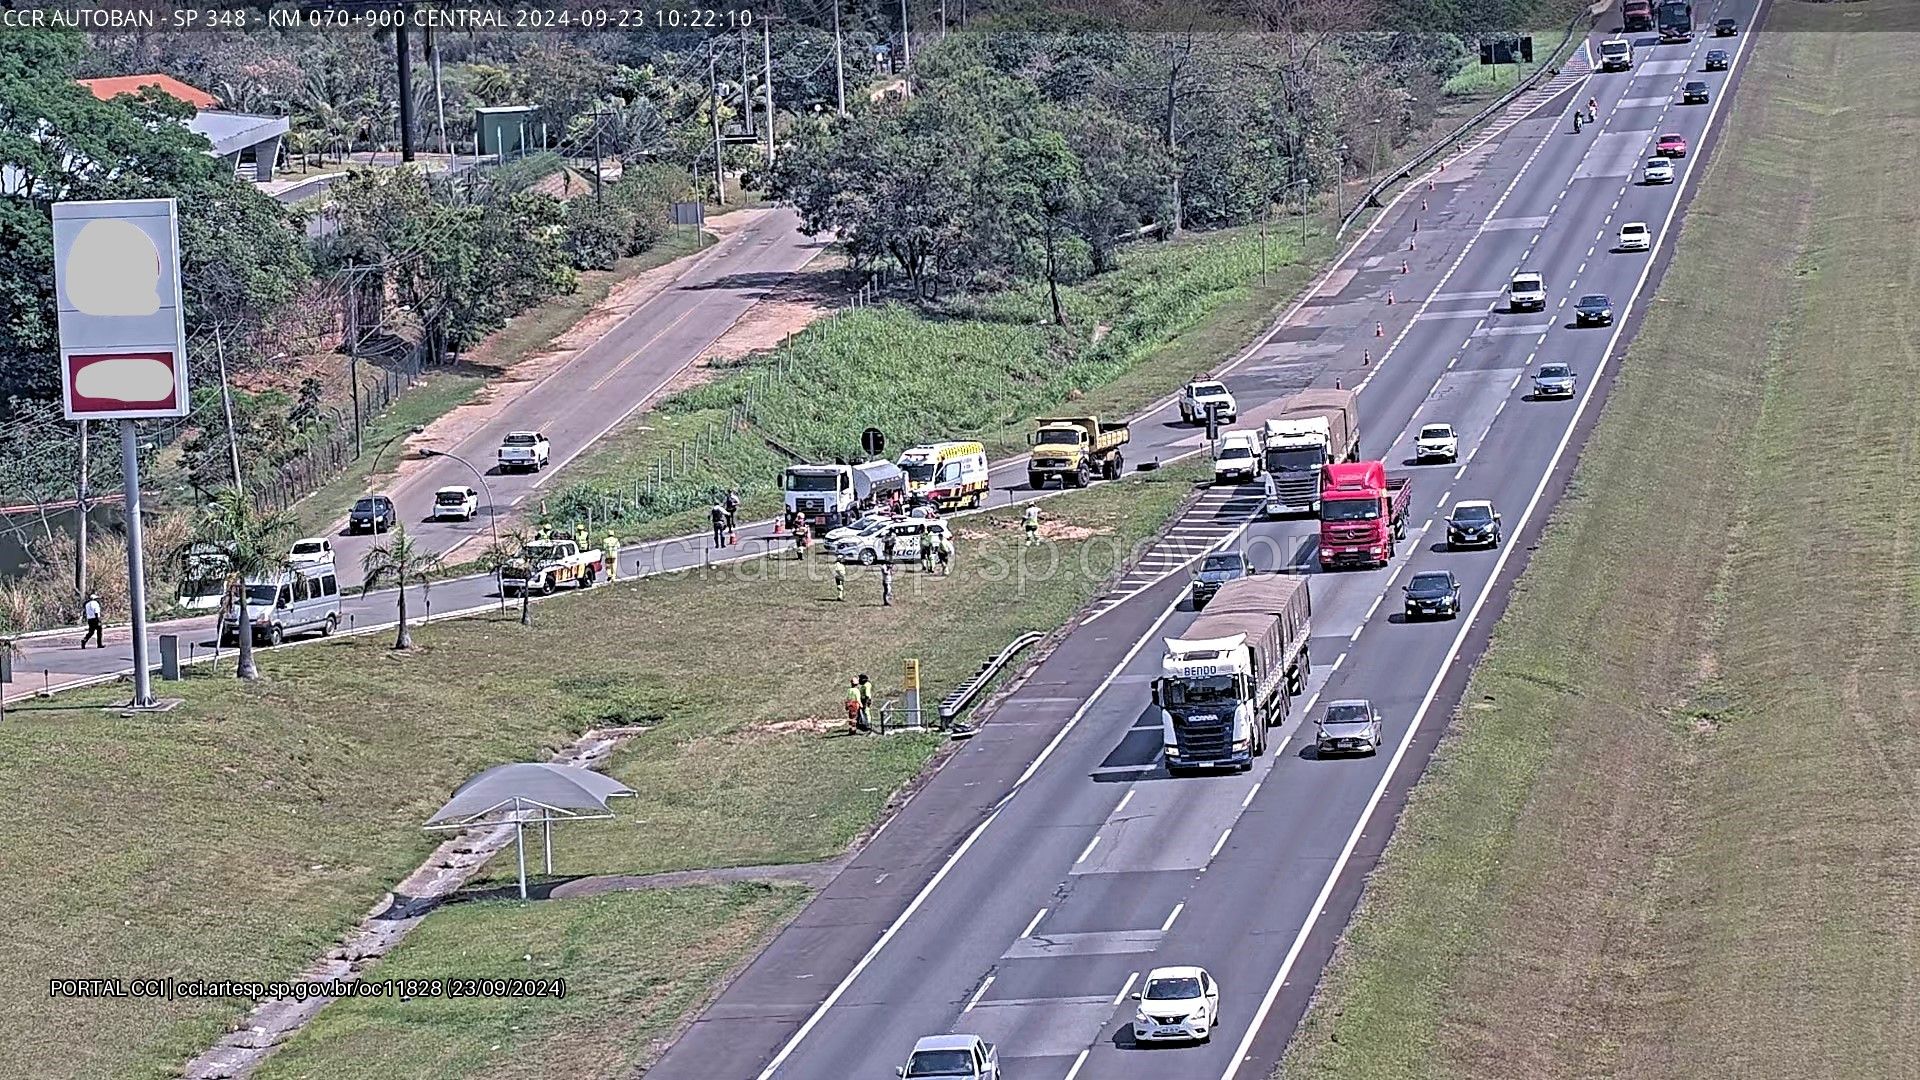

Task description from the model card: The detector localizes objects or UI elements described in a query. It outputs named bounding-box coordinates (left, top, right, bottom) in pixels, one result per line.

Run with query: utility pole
left=346, top=265, right=363, bottom=456
left=214, top=329, right=244, bottom=494
left=426, top=24, right=448, bottom=154
left=395, top=25, right=415, bottom=162
left=831, top=0, right=847, bottom=116
left=119, top=420, right=153, bottom=708
left=762, top=20, right=776, bottom=167
left=899, top=0, right=912, bottom=91
left=740, top=27, right=754, bottom=134
left=708, top=44, right=727, bottom=205
left=74, top=419, right=88, bottom=600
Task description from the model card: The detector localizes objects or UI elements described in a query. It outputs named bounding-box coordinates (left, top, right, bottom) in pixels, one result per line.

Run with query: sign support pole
left=120, top=420, right=153, bottom=708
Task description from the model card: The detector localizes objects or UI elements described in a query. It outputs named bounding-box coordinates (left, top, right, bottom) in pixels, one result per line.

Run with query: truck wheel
left=581, top=567, right=596, bottom=588
left=268, top=625, right=284, bottom=646
left=1027, top=472, right=1046, bottom=490
left=1072, top=466, right=1089, bottom=488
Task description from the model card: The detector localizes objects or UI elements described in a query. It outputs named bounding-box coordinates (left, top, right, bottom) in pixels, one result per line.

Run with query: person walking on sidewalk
left=880, top=561, right=894, bottom=606
left=833, top=561, right=846, bottom=601
left=710, top=502, right=728, bottom=549
left=1023, top=504, right=1041, bottom=546
left=80, top=592, right=104, bottom=649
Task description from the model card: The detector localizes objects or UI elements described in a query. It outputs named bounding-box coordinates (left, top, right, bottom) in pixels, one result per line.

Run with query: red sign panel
left=62, top=350, right=186, bottom=420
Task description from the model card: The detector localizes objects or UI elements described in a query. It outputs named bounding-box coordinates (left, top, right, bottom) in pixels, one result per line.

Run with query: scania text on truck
left=1658, top=0, right=1693, bottom=41
left=897, top=441, right=989, bottom=511
left=1262, top=388, right=1360, bottom=516
left=1027, top=416, right=1130, bottom=489
left=1317, top=460, right=1411, bottom=570
left=784, top=460, right=908, bottom=529
left=1154, top=574, right=1312, bottom=774
left=1622, top=0, right=1653, bottom=32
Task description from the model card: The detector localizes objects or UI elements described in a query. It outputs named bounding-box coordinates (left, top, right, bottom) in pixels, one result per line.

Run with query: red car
left=1656, top=132, right=1689, bottom=157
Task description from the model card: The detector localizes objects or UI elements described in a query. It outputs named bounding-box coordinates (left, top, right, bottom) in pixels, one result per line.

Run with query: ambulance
left=897, top=441, right=990, bottom=511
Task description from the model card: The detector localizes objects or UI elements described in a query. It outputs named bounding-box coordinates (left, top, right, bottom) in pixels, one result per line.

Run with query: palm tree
left=478, top=526, right=535, bottom=627
left=361, top=523, right=446, bottom=649
left=193, top=488, right=298, bottom=681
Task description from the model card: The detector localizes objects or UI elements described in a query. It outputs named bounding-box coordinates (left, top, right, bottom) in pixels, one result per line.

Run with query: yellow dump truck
left=1027, top=416, right=1131, bottom=489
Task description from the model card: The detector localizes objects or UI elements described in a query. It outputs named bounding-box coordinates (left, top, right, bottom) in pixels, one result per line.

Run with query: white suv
left=1415, top=423, right=1459, bottom=463
left=433, top=486, right=479, bottom=521
left=1508, top=272, right=1547, bottom=313
left=1617, top=222, right=1651, bottom=251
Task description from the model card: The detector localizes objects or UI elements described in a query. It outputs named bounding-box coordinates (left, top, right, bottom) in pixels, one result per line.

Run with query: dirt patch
left=759, top=715, right=842, bottom=736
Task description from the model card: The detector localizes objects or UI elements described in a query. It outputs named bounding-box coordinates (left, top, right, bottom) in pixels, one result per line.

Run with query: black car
left=1715, top=17, right=1737, bottom=35
left=348, top=494, right=397, bottom=534
left=1704, top=48, right=1730, bottom=70
left=1682, top=80, right=1711, bottom=104
left=1446, top=501, right=1503, bottom=549
left=1403, top=570, right=1462, bottom=620
left=1574, top=294, right=1615, bottom=326
left=1190, top=550, right=1251, bottom=608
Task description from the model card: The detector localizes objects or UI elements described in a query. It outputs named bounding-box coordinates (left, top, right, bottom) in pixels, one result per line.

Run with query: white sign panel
left=52, top=198, right=190, bottom=420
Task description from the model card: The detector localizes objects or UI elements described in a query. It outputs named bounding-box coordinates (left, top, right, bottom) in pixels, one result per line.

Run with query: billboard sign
left=52, top=199, right=190, bottom=420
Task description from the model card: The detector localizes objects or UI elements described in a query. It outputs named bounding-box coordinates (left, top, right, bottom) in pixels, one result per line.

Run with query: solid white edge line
left=1215, top=12, right=1763, bottom=1078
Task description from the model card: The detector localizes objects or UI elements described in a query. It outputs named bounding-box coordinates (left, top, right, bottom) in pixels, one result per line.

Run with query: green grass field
left=2, top=464, right=1200, bottom=1080
left=1283, top=8, right=1920, bottom=1078
left=553, top=222, right=1334, bottom=541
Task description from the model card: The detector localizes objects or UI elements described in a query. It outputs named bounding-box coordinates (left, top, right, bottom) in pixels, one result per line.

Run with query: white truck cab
left=1599, top=37, right=1634, bottom=71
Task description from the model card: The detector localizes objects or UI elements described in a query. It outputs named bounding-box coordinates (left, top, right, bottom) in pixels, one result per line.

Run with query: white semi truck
left=1154, top=575, right=1312, bottom=774
left=784, top=460, right=908, bottom=529
left=1262, top=388, right=1360, bottom=516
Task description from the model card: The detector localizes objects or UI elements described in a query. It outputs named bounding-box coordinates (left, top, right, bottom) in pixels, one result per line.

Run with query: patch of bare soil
left=654, top=251, right=848, bottom=399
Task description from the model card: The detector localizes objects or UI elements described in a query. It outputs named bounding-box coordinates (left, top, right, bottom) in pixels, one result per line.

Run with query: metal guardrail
left=939, top=630, right=1045, bottom=723
left=1336, top=9, right=1595, bottom=241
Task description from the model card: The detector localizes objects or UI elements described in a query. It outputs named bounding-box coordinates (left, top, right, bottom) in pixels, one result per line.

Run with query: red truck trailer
left=1317, top=460, right=1410, bottom=570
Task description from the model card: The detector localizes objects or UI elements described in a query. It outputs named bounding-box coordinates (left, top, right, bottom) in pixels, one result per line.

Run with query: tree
left=478, top=527, right=535, bottom=627
left=360, top=523, right=445, bottom=650
left=192, top=487, right=298, bottom=681
left=1007, top=128, right=1087, bottom=326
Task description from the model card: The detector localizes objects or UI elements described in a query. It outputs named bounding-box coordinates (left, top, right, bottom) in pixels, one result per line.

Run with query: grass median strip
left=4, top=463, right=1200, bottom=1080
left=1282, top=9, right=1920, bottom=1078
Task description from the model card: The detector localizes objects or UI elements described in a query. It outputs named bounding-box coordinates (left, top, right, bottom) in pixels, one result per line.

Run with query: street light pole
left=1334, top=143, right=1349, bottom=224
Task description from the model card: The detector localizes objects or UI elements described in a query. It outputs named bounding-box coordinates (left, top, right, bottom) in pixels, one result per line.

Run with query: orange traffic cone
left=1376, top=322, right=1384, bottom=337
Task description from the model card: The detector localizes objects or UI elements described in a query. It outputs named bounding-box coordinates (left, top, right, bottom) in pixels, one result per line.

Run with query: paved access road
left=635, top=6, right=1765, bottom=1079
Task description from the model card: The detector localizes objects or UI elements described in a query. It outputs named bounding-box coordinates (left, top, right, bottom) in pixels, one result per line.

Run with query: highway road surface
left=623, top=7, right=1762, bottom=1079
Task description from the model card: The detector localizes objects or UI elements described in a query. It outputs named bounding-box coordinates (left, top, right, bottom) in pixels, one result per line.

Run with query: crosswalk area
left=1081, top=484, right=1266, bottom=623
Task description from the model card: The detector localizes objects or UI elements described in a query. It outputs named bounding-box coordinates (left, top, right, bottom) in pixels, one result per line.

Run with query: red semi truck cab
left=1318, top=461, right=1411, bottom=570
left=1623, top=0, right=1653, bottom=31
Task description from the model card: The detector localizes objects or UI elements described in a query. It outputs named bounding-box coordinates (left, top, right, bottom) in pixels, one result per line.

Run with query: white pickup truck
left=497, top=431, right=550, bottom=473
left=500, top=539, right=604, bottom=596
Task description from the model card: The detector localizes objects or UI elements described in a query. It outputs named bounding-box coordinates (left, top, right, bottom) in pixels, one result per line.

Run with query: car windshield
left=1662, top=134, right=1682, bottom=142
left=1324, top=703, right=1372, bottom=724
left=1409, top=573, right=1452, bottom=593
left=352, top=498, right=381, bottom=513
left=901, top=462, right=937, bottom=483
left=1266, top=446, right=1324, bottom=471
left=1036, top=429, right=1082, bottom=445
left=1647, top=159, right=1668, bottom=168
left=1191, top=383, right=1227, bottom=398
left=1602, top=42, right=1626, bottom=53
left=1145, top=976, right=1203, bottom=1000
left=1540, top=365, right=1571, bottom=379
left=1512, top=277, right=1541, bottom=290
left=1454, top=505, right=1494, bottom=523
left=504, top=434, right=538, bottom=446
left=905, top=1050, right=975, bottom=1076
left=1162, top=675, right=1234, bottom=706
left=1687, top=82, right=1706, bottom=90
left=1219, top=445, right=1251, bottom=459
left=244, top=584, right=280, bottom=605
left=786, top=472, right=842, bottom=492
left=1201, top=554, right=1244, bottom=573
left=1580, top=295, right=1609, bottom=306
left=1419, top=425, right=1452, bottom=440
left=1321, top=497, right=1379, bottom=521
left=1623, top=225, right=1647, bottom=234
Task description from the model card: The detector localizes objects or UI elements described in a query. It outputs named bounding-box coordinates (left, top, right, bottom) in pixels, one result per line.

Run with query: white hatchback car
left=287, top=537, right=333, bottom=565
left=1414, top=423, right=1459, bottom=463
left=432, top=486, right=479, bottom=521
left=1132, top=965, right=1220, bottom=1044
left=1618, top=221, right=1651, bottom=251
left=1643, top=158, right=1675, bottom=184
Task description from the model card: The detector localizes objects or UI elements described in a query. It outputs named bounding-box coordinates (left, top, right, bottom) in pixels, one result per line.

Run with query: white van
left=220, top=562, right=342, bottom=646
left=1213, top=430, right=1264, bottom=484
left=1599, top=38, right=1633, bottom=71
